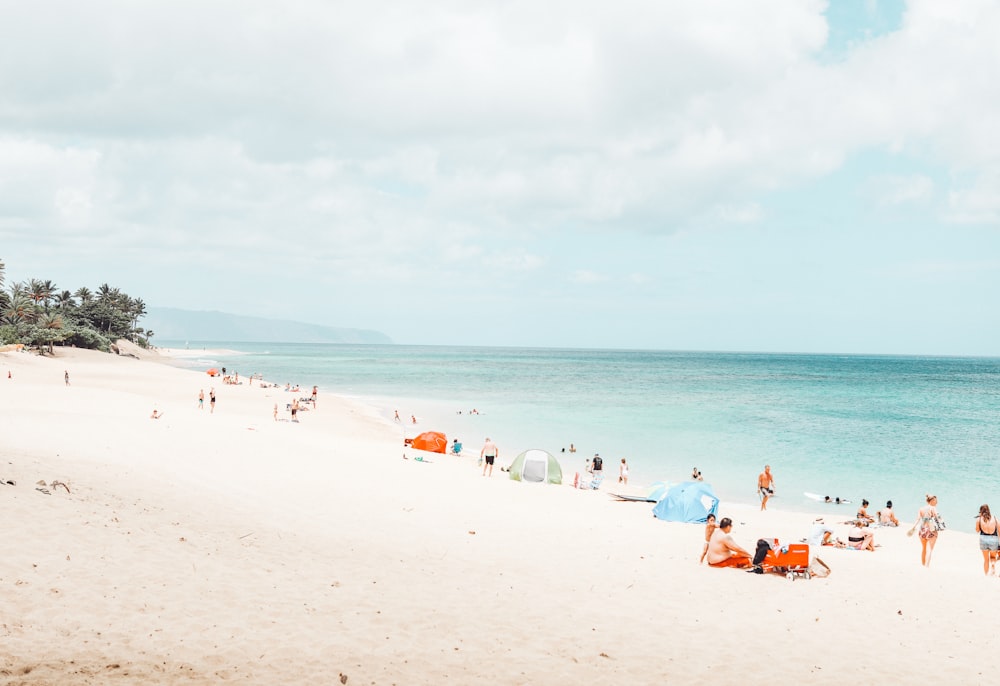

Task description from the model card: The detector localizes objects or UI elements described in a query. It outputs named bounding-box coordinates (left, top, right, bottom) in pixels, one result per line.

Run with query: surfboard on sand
left=609, top=493, right=658, bottom=503
left=804, top=491, right=851, bottom=504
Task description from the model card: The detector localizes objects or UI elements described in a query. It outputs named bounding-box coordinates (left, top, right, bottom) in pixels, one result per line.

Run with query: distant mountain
left=144, top=307, right=393, bottom=344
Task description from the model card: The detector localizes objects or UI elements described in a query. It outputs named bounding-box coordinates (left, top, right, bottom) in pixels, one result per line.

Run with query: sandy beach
left=1, top=346, right=996, bottom=685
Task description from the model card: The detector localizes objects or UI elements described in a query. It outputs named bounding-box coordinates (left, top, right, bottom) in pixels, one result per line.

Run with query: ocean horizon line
left=159, top=339, right=1000, bottom=361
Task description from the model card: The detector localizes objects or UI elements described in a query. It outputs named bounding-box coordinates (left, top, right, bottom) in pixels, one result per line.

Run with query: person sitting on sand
left=878, top=500, right=900, bottom=526
left=804, top=519, right=835, bottom=576
left=706, top=517, right=753, bottom=568
left=452, top=439, right=462, bottom=455
left=846, top=520, right=875, bottom=551
left=699, top=513, right=717, bottom=564
left=856, top=499, right=875, bottom=525
left=150, top=409, right=163, bottom=419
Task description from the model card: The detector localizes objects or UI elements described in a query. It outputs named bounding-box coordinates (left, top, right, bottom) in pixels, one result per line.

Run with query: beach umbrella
left=411, top=431, right=448, bottom=454
left=206, top=368, right=219, bottom=376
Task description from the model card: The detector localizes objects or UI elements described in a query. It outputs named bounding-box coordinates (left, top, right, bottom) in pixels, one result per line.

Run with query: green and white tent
left=508, top=449, right=562, bottom=485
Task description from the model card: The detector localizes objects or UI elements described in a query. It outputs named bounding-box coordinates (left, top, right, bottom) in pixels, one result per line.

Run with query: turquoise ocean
left=164, top=343, right=1000, bottom=520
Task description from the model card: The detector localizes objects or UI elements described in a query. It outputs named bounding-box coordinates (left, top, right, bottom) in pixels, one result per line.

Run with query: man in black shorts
left=481, top=437, right=498, bottom=477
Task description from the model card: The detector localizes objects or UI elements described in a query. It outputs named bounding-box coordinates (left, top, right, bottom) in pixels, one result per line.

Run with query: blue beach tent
left=652, top=481, right=720, bottom=523
left=647, top=481, right=670, bottom=502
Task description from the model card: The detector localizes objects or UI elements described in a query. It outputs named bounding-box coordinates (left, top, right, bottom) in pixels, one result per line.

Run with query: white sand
left=1, top=346, right=995, bottom=684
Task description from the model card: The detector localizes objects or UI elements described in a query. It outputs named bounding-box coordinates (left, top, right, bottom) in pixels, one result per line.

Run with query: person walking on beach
left=975, top=504, right=999, bottom=576
left=481, top=437, right=498, bottom=477
left=590, top=453, right=604, bottom=487
left=198, top=389, right=204, bottom=410
left=273, top=403, right=278, bottom=422
left=757, top=465, right=774, bottom=511
left=209, top=388, right=216, bottom=414
left=619, top=458, right=629, bottom=485
left=64, top=370, right=70, bottom=386
left=394, top=410, right=400, bottom=423
left=291, top=398, right=299, bottom=422
left=311, top=385, right=318, bottom=408
left=908, top=494, right=943, bottom=567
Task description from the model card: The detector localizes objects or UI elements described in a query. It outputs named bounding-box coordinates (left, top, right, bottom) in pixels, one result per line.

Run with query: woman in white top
left=975, top=503, right=999, bottom=576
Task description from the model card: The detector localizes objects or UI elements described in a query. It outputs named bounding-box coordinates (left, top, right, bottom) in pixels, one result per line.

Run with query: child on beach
left=699, top=513, right=717, bottom=564
left=619, top=458, right=629, bottom=485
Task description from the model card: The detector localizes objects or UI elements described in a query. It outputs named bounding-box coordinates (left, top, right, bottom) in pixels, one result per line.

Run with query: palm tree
left=74, top=286, right=93, bottom=304
left=55, top=290, right=75, bottom=310
left=41, top=279, right=57, bottom=312
left=129, top=297, right=147, bottom=340
left=96, top=283, right=116, bottom=305
left=3, top=293, right=36, bottom=334
left=28, top=278, right=56, bottom=312
left=36, top=312, right=64, bottom=354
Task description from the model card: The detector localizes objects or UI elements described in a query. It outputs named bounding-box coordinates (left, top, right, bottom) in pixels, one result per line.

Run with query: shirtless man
left=481, top=437, right=498, bottom=477
left=757, top=465, right=775, bottom=511
left=706, top=518, right=753, bottom=568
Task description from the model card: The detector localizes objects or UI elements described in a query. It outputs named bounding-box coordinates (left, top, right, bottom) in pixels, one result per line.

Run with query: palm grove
left=0, top=259, right=151, bottom=353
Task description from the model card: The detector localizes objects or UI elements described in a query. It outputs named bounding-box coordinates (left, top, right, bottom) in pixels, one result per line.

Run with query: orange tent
left=410, top=431, right=447, bottom=454
left=206, top=368, right=219, bottom=376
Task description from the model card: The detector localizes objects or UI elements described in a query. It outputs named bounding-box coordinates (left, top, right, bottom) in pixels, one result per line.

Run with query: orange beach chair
left=762, top=540, right=811, bottom=580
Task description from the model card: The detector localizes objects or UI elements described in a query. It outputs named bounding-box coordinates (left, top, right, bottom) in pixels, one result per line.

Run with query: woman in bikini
left=910, top=494, right=942, bottom=567
left=846, top=520, right=875, bottom=551
left=975, top=503, right=999, bottom=576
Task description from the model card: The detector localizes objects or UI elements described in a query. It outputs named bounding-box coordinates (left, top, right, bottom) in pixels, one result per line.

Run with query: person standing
left=198, top=389, right=204, bottom=410
left=64, top=370, right=70, bottom=386
left=311, top=385, right=318, bottom=408
left=618, top=458, right=629, bottom=485
left=590, top=453, right=604, bottom=487
left=291, top=398, right=299, bottom=422
left=480, top=437, right=498, bottom=477
left=273, top=403, right=278, bottom=422
left=975, top=504, right=999, bottom=576
left=908, top=494, right=943, bottom=567
left=757, top=465, right=775, bottom=511
left=209, top=388, right=216, bottom=414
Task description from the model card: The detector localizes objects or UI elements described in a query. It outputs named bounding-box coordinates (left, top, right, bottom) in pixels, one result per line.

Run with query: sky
left=2, top=0, right=999, bottom=354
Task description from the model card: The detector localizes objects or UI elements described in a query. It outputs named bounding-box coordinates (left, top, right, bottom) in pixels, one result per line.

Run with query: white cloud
left=571, top=270, right=609, bottom=284
left=945, top=167, right=1000, bottom=224
left=2, top=0, right=999, bottom=351
left=867, top=174, right=935, bottom=207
